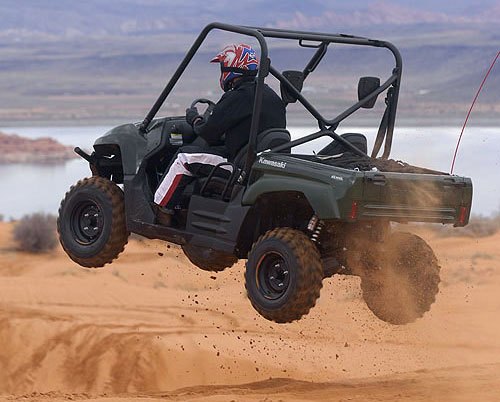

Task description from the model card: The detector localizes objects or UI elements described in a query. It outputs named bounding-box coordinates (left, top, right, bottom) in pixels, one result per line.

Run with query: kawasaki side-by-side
left=58, top=23, right=472, bottom=324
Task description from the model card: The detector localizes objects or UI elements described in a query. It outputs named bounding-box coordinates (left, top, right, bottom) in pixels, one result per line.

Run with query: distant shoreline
left=1, top=116, right=499, bottom=129
left=0, top=131, right=77, bottom=164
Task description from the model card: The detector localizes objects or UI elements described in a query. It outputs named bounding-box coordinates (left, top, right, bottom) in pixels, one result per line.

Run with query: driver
left=154, top=43, right=286, bottom=226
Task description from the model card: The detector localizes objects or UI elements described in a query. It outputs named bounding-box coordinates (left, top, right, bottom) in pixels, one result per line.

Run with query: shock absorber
left=307, top=215, right=323, bottom=244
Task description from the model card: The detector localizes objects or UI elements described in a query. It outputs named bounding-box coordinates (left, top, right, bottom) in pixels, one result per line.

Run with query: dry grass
left=12, top=213, right=57, bottom=253
left=428, top=214, right=500, bottom=238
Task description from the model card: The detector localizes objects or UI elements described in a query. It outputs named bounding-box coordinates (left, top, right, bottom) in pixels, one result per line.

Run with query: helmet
left=210, top=43, right=259, bottom=91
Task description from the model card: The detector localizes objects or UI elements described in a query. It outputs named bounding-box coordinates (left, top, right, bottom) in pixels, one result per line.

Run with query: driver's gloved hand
left=186, top=107, right=203, bottom=126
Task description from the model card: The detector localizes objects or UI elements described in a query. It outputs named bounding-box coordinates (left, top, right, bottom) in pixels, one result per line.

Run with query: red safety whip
left=450, top=51, right=499, bottom=174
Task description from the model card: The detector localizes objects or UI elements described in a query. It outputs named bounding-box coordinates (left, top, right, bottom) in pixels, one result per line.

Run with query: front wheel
left=245, top=228, right=323, bottom=323
left=57, top=177, right=129, bottom=268
left=361, top=232, right=440, bottom=324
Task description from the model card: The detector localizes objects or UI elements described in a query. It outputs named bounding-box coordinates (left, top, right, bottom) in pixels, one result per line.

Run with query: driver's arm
left=193, top=90, right=251, bottom=145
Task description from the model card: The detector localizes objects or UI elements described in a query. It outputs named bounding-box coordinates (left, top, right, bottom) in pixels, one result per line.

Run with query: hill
left=0, top=1, right=498, bottom=125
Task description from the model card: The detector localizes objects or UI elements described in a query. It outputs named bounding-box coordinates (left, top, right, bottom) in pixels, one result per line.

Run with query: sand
left=0, top=222, right=499, bottom=401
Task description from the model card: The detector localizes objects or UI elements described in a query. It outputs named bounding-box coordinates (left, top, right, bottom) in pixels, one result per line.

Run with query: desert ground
left=0, top=221, right=499, bottom=401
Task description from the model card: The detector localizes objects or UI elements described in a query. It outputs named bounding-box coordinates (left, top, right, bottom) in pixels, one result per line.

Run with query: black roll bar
left=270, top=129, right=366, bottom=157
left=249, top=25, right=403, bottom=159
left=269, top=65, right=399, bottom=130
left=140, top=22, right=403, bottom=181
left=302, top=42, right=328, bottom=78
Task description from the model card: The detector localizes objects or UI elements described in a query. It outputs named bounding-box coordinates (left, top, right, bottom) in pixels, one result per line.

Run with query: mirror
left=280, top=70, right=304, bottom=104
left=358, top=76, right=380, bottom=108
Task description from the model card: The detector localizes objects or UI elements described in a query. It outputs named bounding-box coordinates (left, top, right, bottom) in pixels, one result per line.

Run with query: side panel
left=242, top=175, right=352, bottom=220
left=123, top=173, right=156, bottom=226
left=242, top=155, right=364, bottom=220
left=185, top=194, right=251, bottom=254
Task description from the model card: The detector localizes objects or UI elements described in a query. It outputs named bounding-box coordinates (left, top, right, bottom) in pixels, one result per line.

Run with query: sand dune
left=0, top=222, right=499, bottom=401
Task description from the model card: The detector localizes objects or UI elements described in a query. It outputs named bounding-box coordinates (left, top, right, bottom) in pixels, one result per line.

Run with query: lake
left=0, top=125, right=498, bottom=219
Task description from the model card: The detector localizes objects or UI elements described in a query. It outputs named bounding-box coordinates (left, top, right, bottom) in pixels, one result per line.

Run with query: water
left=0, top=126, right=109, bottom=220
left=0, top=125, right=498, bottom=219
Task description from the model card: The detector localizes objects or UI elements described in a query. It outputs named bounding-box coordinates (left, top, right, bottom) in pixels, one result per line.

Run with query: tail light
left=458, top=206, right=468, bottom=225
left=350, top=201, right=358, bottom=220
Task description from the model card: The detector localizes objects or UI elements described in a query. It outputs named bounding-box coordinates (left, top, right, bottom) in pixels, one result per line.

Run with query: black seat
left=318, top=133, right=367, bottom=156
left=232, top=128, right=291, bottom=168
left=195, top=128, right=291, bottom=200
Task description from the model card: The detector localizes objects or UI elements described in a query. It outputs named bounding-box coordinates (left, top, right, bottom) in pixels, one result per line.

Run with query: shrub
left=0, top=214, right=4, bottom=222
left=13, top=213, right=57, bottom=253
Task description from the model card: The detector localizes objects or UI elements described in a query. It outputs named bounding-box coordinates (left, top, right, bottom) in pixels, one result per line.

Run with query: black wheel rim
left=70, top=200, right=104, bottom=245
left=256, top=251, right=290, bottom=300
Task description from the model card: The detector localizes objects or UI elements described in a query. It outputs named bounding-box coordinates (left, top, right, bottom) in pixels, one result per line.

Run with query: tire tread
left=245, top=227, right=323, bottom=323
left=57, top=176, right=128, bottom=268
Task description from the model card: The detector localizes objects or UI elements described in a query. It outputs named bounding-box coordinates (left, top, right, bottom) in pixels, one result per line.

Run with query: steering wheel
left=190, top=98, right=216, bottom=120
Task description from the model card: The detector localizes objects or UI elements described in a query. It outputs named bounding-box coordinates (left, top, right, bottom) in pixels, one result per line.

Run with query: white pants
left=154, top=151, right=230, bottom=208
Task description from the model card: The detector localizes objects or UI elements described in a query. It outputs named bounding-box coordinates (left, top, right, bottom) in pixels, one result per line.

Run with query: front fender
left=94, top=124, right=147, bottom=175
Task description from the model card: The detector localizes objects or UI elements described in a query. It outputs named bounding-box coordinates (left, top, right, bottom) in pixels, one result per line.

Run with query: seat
left=318, top=133, right=367, bottom=156
left=196, top=128, right=291, bottom=200
left=232, top=128, right=291, bottom=168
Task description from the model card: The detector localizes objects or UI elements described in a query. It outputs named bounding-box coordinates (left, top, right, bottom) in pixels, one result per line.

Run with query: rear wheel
left=245, top=228, right=323, bottom=323
left=361, top=232, right=440, bottom=324
left=57, top=177, right=129, bottom=268
left=181, top=244, right=237, bottom=272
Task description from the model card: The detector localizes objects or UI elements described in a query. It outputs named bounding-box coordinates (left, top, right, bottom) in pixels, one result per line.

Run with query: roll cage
left=139, top=22, right=402, bottom=182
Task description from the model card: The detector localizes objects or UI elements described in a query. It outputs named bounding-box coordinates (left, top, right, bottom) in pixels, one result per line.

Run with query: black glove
left=186, top=107, right=202, bottom=126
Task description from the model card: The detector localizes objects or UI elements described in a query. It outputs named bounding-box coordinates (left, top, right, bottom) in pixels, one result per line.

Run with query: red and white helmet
left=210, top=43, right=259, bottom=91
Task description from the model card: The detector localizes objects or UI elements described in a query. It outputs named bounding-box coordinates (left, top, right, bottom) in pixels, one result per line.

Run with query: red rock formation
left=0, top=132, right=77, bottom=163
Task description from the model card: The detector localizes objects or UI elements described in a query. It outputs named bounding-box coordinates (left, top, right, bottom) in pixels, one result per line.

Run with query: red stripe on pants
left=158, top=174, right=183, bottom=207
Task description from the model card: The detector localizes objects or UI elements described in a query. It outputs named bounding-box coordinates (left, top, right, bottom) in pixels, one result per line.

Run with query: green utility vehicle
left=58, top=23, right=473, bottom=324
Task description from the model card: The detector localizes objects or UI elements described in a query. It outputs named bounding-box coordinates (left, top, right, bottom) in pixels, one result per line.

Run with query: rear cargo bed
left=359, top=170, right=473, bottom=225
left=293, top=154, right=473, bottom=226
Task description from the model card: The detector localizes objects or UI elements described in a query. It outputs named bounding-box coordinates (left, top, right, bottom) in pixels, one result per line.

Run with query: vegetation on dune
left=12, top=213, right=57, bottom=253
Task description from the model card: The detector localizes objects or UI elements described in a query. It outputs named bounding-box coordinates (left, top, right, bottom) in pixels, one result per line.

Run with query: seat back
left=197, top=129, right=291, bottom=201
left=318, top=133, right=367, bottom=156
left=233, top=128, right=291, bottom=168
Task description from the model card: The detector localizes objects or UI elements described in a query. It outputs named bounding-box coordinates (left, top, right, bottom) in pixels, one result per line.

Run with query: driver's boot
left=156, top=207, right=174, bottom=226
